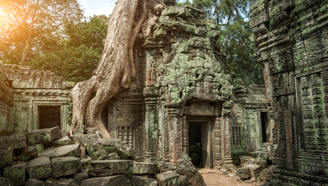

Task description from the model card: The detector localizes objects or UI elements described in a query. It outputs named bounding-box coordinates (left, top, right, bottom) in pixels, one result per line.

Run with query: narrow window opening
left=261, top=112, right=269, bottom=143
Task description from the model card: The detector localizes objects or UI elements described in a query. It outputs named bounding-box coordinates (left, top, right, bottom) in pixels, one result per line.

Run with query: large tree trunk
left=69, top=0, right=164, bottom=137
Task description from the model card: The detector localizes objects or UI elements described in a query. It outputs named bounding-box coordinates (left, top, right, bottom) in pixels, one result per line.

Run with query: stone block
left=156, top=171, right=181, bottom=186
left=70, top=134, right=100, bottom=145
left=105, top=153, right=120, bottom=160
left=60, top=130, right=70, bottom=137
left=0, top=177, right=14, bottom=186
left=23, top=144, right=44, bottom=154
left=45, top=178, right=79, bottom=186
left=131, top=176, right=158, bottom=186
left=53, top=136, right=72, bottom=146
left=73, top=172, right=89, bottom=185
left=51, top=156, right=81, bottom=178
left=15, top=148, right=38, bottom=161
left=40, top=144, right=81, bottom=158
left=98, top=138, right=135, bottom=159
left=81, top=158, right=91, bottom=167
left=176, top=151, right=205, bottom=186
left=133, top=162, right=157, bottom=174
left=56, top=178, right=79, bottom=186
left=25, top=126, right=61, bottom=145
left=89, top=160, right=133, bottom=177
left=4, top=163, right=26, bottom=186
left=25, top=178, right=44, bottom=186
left=0, top=147, right=13, bottom=168
left=0, top=134, right=26, bottom=150
left=236, top=167, right=251, bottom=180
left=27, top=156, right=52, bottom=179
left=86, top=143, right=108, bottom=160
left=81, top=175, right=131, bottom=186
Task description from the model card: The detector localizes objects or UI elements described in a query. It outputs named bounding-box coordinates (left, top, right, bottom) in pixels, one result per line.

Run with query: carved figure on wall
left=69, top=0, right=164, bottom=137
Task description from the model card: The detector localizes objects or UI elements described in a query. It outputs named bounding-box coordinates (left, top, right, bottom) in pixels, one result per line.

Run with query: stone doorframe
left=184, top=115, right=219, bottom=168
left=31, top=100, right=69, bottom=131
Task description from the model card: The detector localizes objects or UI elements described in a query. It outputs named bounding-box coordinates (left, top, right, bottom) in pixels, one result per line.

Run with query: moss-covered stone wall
left=0, top=68, right=13, bottom=131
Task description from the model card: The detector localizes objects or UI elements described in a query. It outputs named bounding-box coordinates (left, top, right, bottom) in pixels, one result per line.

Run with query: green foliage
left=29, top=16, right=108, bottom=82
left=0, top=0, right=84, bottom=64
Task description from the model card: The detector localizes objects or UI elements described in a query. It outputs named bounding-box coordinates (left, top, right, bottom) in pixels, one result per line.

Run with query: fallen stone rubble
left=0, top=126, right=206, bottom=186
left=219, top=154, right=275, bottom=184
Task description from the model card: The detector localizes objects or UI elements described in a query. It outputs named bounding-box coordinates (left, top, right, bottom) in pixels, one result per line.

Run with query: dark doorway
left=101, top=106, right=108, bottom=128
left=261, top=112, right=268, bottom=143
left=39, top=106, right=61, bottom=129
left=188, top=122, right=202, bottom=168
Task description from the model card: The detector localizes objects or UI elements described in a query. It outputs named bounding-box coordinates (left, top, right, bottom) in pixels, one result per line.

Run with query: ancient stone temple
left=0, top=63, right=74, bottom=132
left=103, top=3, right=234, bottom=168
left=232, top=85, right=272, bottom=157
left=250, top=0, right=328, bottom=185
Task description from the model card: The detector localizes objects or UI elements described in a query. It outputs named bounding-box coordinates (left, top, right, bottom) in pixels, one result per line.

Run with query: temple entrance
left=188, top=122, right=202, bottom=167
left=38, top=106, right=61, bottom=129
left=187, top=119, right=213, bottom=168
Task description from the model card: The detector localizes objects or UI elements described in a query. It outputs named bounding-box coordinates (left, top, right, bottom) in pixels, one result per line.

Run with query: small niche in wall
left=39, top=106, right=61, bottom=129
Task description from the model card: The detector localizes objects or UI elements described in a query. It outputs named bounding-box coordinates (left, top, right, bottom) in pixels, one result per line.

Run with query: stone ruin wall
left=251, top=0, right=328, bottom=185
left=0, top=64, right=74, bottom=133
left=232, top=85, right=270, bottom=158
left=0, top=68, right=13, bottom=132
left=106, top=3, right=234, bottom=167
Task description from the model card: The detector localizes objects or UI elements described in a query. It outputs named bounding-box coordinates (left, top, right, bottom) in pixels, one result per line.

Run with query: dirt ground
left=199, top=168, right=264, bottom=186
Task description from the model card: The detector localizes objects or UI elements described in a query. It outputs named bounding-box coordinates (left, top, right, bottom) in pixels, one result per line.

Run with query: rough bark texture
left=69, top=0, right=164, bottom=138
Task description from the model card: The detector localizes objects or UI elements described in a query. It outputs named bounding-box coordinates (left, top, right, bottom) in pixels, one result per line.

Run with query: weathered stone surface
left=25, top=178, right=44, bottom=186
left=0, top=148, right=13, bottom=168
left=98, top=138, right=135, bottom=159
left=15, top=148, right=38, bottom=161
left=133, top=162, right=157, bottom=174
left=27, top=156, right=52, bottom=179
left=131, top=176, right=158, bottom=186
left=23, top=144, right=44, bottom=154
left=40, top=144, right=81, bottom=158
left=0, top=177, right=14, bottom=186
left=239, top=156, right=256, bottom=166
left=25, top=126, right=61, bottom=145
left=105, top=153, right=120, bottom=160
left=81, top=175, right=131, bottom=186
left=81, top=158, right=92, bottom=167
left=51, top=156, right=81, bottom=178
left=4, top=163, right=26, bottom=186
left=86, top=143, right=108, bottom=160
left=80, top=147, right=86, bottom=158
left=70, top=134, right=100, bottom=145
left=156, top=171, right=182, bottom=186
left=52, top=178, right=79, bottom=186
left=0, top=134, right=26, bottom=150
left=236, top=167, right=251, bottom=180
left=259, top=168, right=267, bottom=182
left=89, top=160, right=133, bottom=177
left=73, top=172, right=89, bottom=185
left=176, top=152, right=205, bottom=186
left=60, top=130, right=70, bottom=138
left=53, top=136, right=72, bottom=146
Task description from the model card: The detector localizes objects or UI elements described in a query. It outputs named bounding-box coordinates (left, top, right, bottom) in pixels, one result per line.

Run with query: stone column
left=143, top=87, right=158, bottom=160
left=213, top=117, right=222, bottom=167
left=168, top=107, right=183, bottom=164
left=222, top=100, right=233, bottom=167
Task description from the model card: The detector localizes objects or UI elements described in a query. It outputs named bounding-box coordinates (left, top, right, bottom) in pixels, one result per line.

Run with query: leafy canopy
left=30, top=16, right=108, bottom=82
left=0, top=0, right=84, bottom=64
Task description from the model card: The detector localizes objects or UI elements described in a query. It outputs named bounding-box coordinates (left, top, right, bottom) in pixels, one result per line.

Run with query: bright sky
left=77, top=0, right=117, bottom=17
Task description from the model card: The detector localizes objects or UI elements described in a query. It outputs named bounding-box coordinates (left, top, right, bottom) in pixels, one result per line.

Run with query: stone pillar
left=222, top=101, right=233, bottom=167
left=213, top=117, right=221, bottom=167
left=168, top=107, right=183, bottom=164
left=143, top=87, right=158, bottom=160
